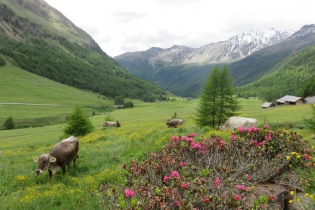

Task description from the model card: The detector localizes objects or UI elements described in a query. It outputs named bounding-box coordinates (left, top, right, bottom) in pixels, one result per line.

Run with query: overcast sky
left=44, top=0, right=314, bottom=57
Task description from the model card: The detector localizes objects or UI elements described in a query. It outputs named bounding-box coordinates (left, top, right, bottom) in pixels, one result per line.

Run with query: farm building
left=275, top=95, right=306, bottom=105
left=262, top=102, right=275, bottom=108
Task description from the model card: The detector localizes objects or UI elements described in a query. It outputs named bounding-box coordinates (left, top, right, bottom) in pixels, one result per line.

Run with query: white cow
left=219, top=117, right=258, bottom=130
left=103, top=121, right=117, bottom=127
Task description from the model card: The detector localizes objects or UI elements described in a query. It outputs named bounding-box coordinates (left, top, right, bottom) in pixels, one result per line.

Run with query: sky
left=44, top=0, right=315, bottom=57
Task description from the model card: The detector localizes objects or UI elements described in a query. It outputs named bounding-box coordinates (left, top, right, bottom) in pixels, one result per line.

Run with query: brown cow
left=34, top=136, right=79, bottom=178
left=103, top=121, right=117, bottom=127
left=166, top=118, right=184, bottom=128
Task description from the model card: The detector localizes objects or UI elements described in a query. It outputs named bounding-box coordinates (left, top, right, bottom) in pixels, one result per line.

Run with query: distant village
left=262, top=95, right=315, bottom=108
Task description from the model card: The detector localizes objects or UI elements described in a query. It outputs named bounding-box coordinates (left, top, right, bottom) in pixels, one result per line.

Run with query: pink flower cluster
left=236, top=184, right=252, bottom=191
left=181, top=183, right=189, bottom=189
left=238, top=126, right=260, bottom=132
left=234, top=194, right=242, bottom=201
left=249, top=139, right=266, bottom=147
left=124, top=189, right=135, bottom=197
left=163, top=171, right=180, bottom=182
left=263, top=124, right=269, bottom=129
left=245, top=174, right=251, bottom=180
left=213, top=178, right=220, bottom=187
left=172, top=200, right=181, bottom=206
left=172, top=136, right=179, bottom=142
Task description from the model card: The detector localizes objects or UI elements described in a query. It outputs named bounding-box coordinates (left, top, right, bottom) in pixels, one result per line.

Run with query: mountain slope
left=115, top=28, right=293, bottom=67
left=0, top=0, right=166, bottom=101
left=115, top=24, right=315, bottom=98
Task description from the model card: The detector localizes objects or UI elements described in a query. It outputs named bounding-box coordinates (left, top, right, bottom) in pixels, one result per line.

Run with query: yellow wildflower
left=286, top=156, right=291, bottom=160
left=289, top=200, right=294, bottom=204
left=297, top=198, right=301, bottom=202
left=290, top=191, right=295, bottom=195
left=296, top=154, right=301, bottom=158
left=312, top=145, right=314, bottom=149
left=305, top=193, right=309, bottom=197
left=291, top=152, right=297, bottom=155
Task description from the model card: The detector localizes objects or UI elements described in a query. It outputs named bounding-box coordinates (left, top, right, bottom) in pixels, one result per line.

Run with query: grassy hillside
left=0, top=58, right=113, bottom=129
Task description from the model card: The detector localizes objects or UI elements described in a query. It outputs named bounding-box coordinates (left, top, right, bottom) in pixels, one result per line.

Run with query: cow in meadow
left=34, top=136, right=79, bottom=178
left=166, top=118, right=184, bottom=128
left=103, top=121, right=117, bottom=127
left=219, top=117, right=258, bottom=130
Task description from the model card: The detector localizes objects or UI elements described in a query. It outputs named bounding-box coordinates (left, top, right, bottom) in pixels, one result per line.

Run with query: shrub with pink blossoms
left=100, top=125, right=315, bottom=209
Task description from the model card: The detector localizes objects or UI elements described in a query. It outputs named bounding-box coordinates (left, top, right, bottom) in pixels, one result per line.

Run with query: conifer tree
left=63, top=104, right=94, bottom=136
left=194, top=66, right=241, bottom=128
left=3, top=116, right=15, bottom=130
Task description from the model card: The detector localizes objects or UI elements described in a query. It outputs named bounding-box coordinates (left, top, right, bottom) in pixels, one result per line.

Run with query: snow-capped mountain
left=115, top=28, right=295, bottom=65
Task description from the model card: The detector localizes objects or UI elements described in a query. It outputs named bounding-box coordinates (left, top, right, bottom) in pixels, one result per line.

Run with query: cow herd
left=34, top=116, right=257, bottom=178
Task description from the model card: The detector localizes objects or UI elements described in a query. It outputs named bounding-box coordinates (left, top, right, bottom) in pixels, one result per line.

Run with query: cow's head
left=33, top=154, right=56, bottom=176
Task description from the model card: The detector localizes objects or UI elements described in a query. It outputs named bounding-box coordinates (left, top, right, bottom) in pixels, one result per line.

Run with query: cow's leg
left=48, top=169, right=52, bottom=178
left=73, top=157, right=77, bottom=169
left=61, top=166, right=66, bottom=175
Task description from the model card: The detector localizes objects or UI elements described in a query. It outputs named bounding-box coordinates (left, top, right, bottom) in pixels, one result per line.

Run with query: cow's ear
left=34, top=157, right=39, bottom=162
left=50, top=157, right=57, bottom=162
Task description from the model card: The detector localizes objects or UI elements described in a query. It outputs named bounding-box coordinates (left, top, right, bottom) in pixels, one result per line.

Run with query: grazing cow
left=219, top=117, right=258, bottom=130
left=103, top=121, right=117, bottom=127
left=34, top=136, right=79, bottom=178
left=166, top=118, right=184, bottom=128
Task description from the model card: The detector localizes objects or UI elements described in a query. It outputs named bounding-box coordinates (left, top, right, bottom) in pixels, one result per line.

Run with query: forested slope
left=237, top=45, right=315, bottom=101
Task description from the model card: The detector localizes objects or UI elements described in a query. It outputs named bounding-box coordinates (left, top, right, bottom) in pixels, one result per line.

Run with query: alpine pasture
left=1, top=98, right=315, bottom=209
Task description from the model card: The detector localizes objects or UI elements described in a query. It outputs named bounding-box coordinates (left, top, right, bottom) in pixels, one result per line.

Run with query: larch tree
left=194, top=65, right=241, bottom=128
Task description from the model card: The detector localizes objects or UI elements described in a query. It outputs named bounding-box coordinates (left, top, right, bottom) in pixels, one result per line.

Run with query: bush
left=3, top=116, right=15, bottom=130
left=99, top=125, right=315, bottom=209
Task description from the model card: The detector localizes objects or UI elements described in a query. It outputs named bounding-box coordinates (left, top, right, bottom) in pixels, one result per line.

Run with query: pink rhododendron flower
left=237, top=126, right=244, bottom=132
left=214, top=178, right=220, bottom=187
left=230, top=134, right=237, bottom=140
left=163, top=176, right=171, bottom=182
left=219, top=140, right=225, bottom=147
left=124, top=189, right=135, bottom=197
left=263, top=125, right=269, bottom=129
left=172, top=136, right=179, bottom=142
left=303, top=154, right=310, bottom=161
left=221, top=194, right=227, bottom=199
left=200, top=177, right=205, bottom=182
left=246, top=187, right=252, bottom=191
left=172, top=200, right=181, bottom=206
left=203, top=197, right=210, bottom=202
left=181, top=183, right=189, bottom=189
left=188, top=133, right=197, bottom=137
left=181, top=136, right=188, bottom=141
left=180, top=162, right=186, bottom=167
left=198, top=150, right=205, bottom=154
left=236, top=184, right=246, bottom=190
left=170, top=171, right=180, bottom=178
left=268, top=195, right=277, bottom=202
left=245, top=174, right=251, bottom=180
left=234, top=194, right=242, bottom=201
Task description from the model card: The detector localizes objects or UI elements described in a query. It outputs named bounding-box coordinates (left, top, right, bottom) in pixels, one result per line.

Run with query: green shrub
left=3, top=116, right=15, bottom=130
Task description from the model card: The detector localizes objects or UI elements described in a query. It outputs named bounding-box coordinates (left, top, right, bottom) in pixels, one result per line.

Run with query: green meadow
left=1, top=65, right=315, bottom=209
left=1, top=98, right=315, bottom=209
